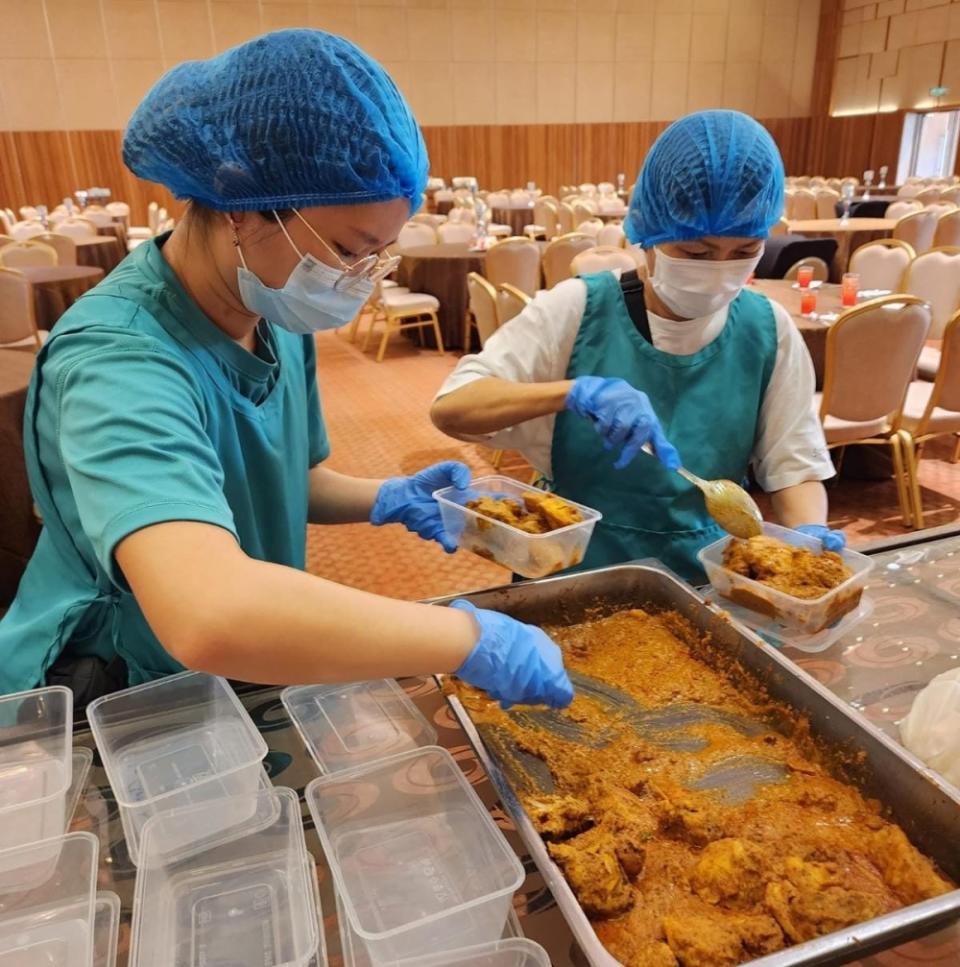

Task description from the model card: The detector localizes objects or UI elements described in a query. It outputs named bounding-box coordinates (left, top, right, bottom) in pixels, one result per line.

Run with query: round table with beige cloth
left=491, top=205, right=535, bottom=235
left=19, top=265, right=104, bottom=331
left=97, top=221, right=128, bottom=247
left=0, top=349, right=40, bottom=605
left=75, top=235, right=126, bottom=275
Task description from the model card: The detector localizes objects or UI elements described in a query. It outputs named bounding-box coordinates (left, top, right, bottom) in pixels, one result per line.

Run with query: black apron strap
left=619, top=269, right=652, bottom=344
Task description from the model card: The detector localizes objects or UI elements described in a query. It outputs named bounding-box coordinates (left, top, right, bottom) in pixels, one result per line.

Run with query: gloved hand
left=371, top=460, right=470, bottom=553
left=451, top=600, right=574, bottom=710
left=795, top=524, right=847, bottom=552
left=565, top=376, right=680, bottom=471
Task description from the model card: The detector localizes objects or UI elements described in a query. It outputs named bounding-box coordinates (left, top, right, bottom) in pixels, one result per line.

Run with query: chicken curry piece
left=466, top=491, right=582, bottom=534
left=451, top=608, right=953, bottom=967
left=722, top=535, right=851, bottom=600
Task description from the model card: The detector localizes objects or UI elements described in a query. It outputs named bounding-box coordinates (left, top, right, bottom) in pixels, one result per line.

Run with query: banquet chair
left=56, top=217, right=98, bottom=239
left=466, top=272, right=500, bottom=349
left=523, top=199, right=559, bottom=241
left=397, top=222, right=437, bottom=249
left=933, top=211, right=960, bottom=248
left=0, top=240, right=58, bottom=268
left=411, top=213, right=446, bottom=228
left=484, top=236, right=541, bottom=297
left=571, top=246, right=636, bottom=276
left=900, top=308, right=960, bottom=527
left=597, top=223, right=626, bottom=247
left=897, top=184, right=922, bottom=198
left=902, top=247, right=960, bottom=337
left=486, top=192, right=510, bottom=209
left=894, top=210, right=938, bottom=255
left=576, top=219, right=603, bottom=238
left=840, top=177, right=859, bottom=192
left=557, top=202, right=576, bottom=235
left=10, top=221, right=44, bottom=240
left=31, top=232, right=76, bottom=266
left=783, top=257, right=830, bottom=282
left=0, top=235, right=12, bottom=248
left=915, top=187, right=941, bottom=206
left=814, top=295, right=931, bottom=526
left=886, top=200, right=922, bottom=220
left=847, top=239, right=914, bottom=292
left=783, top=190, right=796, bottom=220
left=80, top=208, right=113, bottom=228
left=578, top=183, right=597, bottom=196
left=942, top=187, right=960, bottom=207
left=0, top=211, right=12, bottom=235
left=572, top=200, right=597, bottom=224
left=497, top=283, right=531, bottom=325
left=437, top=222, right=475, bottom=245
left=815, top=188, right=840, bottom=219
left=0, top=268, right=46, bottom=351
left=924, top=202, right=958, bottom=219
left=543, top=234, right=595, bottom=288
left=790, top=189, right=817, bottom=220
left=509, top=190, right=533, bottom=208
left=18, top=207, right=38, bottom=220
left=361, top=284, right=445, bottom=363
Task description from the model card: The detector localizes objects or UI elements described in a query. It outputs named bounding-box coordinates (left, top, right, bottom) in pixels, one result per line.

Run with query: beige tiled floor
left=308, top=329, right=960, bottom=600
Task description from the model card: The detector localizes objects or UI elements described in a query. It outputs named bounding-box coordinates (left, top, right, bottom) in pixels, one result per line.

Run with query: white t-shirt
left=435, top=278, right=835, bottom=490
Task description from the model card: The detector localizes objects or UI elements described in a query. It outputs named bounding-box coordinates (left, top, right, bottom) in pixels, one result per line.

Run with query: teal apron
left=551, top=272, right=777, bottom=583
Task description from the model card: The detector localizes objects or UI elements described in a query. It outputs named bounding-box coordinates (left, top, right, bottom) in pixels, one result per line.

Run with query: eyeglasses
left=279, top=210, right=401, bottom=292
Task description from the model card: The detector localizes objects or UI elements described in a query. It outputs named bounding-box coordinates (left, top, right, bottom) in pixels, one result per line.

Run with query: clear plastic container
left=93, top=892, right=120, bottom=967
left=87, top=671, right=268, bottom=864
left=697, top=521, right=874, bottom=634
left=0, top=686, right=73, bottom=852
left=433, top=475, right=602, bottom=579
left=0, top=831, right=99, bottom=967
left=308, top=746, right=524, bottom=964
left=414, top=939, right=550, bottom=967
left=282, top=680, right=437, bottom=774
left=131, top=786, right=319, bottom=967
left=65, top=748, right=93, bottom=832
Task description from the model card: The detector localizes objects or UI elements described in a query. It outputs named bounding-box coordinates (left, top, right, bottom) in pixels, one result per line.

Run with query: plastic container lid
left=433, top=475, right=602, bottom=579
left=64, top=748, right=93, bottom=832
left=308, top=746, right=524, bottom=964
left=282, top=680, right=437, bottom=774
left=698, top=521, right=874, bottom=635
left=93, top=892, right=120, bottom=967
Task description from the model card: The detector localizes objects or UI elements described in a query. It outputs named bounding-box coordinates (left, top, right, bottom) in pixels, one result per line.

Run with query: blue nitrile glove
left=451, top=600, right=574, bottom=710
left=795, top=524, right=847, bottom=552
left=371, top=460, right=470, bottom=553
left=565, top=376, right=681, bottom=471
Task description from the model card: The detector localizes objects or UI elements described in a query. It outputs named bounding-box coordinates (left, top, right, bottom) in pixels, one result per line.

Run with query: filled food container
left=307, top=746, right=524, bottom=965
left=433, top=475, right=601, bottom=579
left=0, top=686, right=73, bottom=852
left=282, top=679, right=436, bottom=775
left=87, top=671, right=268, bottom=865
left=698, top=520, right=874, bottom=634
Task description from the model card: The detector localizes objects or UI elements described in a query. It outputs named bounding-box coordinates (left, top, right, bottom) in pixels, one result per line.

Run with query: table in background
left=788, top=218, right=897, bottom=280
left=19, top=264, right=103, bottom=331
left=75, top=235, right=125, bottom=275
left=66, top=527, right=960, bottom=966
left=0, top=349, right=39, bottom=605
left=491, top=205, right=535, bottom=235
left=436, top=199, right=454, bottom=216
left=96, top=222, right=127, bottom=247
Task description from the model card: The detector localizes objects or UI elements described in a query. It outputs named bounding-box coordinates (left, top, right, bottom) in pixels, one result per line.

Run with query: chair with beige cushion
left=484, top=236, right=541, bottom=297
left=0, top=240, right=58, bottom=268
left=523, top=198, right=559, bottom=241
left=361, top=284, right=445, bottom=363
left=572, top=200, right=597, bottom=225
left=466, top=272, right=500, bottom=348
left=893, top=210, right=939, bottom=255
left=557, top=202, right=576, bottom=235
left=899, top=308, right=960, bottom=527
left=902, top=247, right=960, bottom=337
left=31, top=232, right=77, bottom=266
left=783, top=257, right=830, bottom=282
left=55, top=217, right=98, bottom=239
left=397, top=222, right=436, bottom=249
left=897, top=184, right=922, bottom=198
left=933, top=210, right=960, bottom=248
left=941, top=187, right=960, bottom=207
left=814, top=295, right=931, bottom=526
left=886, top=200, right=922, bottom=221
left=0, top=211, right=13, bottom=235
left=790, top=189, right=817, bottom=220
left=543, top=233, right=595, bottom=288
left=815, top=188, right=840, bottom=219
left=576, top=218, right=603, bottom=238
left=924, top=202, right=958, bottom=219
left=496, top=283, right=531, bottom=325
left=915, top=187, right=941, bottom=206
left=571, top=246, right=637, bottom=276
left=10, top=221, right=44, bottom=240
left=437, top=221, right=476, bottom=245
left=597, top=223, right=626, bottom=248
left=80, top=207, right=114, bottom=228
left=0, top=268, right=46, bottom=350
left=847, top=239, right=914, bottom=292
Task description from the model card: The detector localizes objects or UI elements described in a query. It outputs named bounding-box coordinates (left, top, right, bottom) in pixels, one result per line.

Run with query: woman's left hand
left=795, top=523, right=846, bottom=552
left=371, top=460, right=470, bottom=553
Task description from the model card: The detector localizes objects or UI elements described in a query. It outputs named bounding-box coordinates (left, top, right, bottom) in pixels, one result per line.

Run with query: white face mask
left=650, top=246, right=763, bottom=320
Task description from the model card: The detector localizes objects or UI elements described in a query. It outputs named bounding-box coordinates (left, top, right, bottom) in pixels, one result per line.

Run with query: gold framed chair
left=496, top=282, right=531, bottom=325
left=362, top=286, right=445, bottom=363
left=847, top=238, right=915, bottom=292
left=0, top=240, right=58, bottom=268
left=542, top=233, right=595, bottom=288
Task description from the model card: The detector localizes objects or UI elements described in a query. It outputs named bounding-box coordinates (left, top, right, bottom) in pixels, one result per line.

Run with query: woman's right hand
left=450, top=600, right=574, bottom=710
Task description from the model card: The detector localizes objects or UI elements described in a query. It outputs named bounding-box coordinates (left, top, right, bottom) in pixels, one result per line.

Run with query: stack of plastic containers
left=307, top=746, right=526, bottom=964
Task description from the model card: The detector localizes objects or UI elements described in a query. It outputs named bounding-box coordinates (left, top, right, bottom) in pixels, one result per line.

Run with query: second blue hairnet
left=625, top=110, right=785, bottom=247
left=123, top=29, right=428, bottom=213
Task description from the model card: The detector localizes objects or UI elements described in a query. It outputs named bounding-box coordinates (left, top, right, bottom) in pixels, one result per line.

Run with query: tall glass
left=842, top=272, right=860, bottom=307
left=797, top=264, right=814, bottom=289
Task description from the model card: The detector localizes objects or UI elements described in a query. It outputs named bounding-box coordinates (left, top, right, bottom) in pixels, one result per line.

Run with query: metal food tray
left=431, top=563, right=960, bottom=967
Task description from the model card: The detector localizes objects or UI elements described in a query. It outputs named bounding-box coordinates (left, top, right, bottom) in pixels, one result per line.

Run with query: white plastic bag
left=900, top=667, right=960, bottom=788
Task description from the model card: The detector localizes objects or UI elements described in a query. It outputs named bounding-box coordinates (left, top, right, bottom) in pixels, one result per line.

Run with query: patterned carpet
left=308, top=329, right=960, bottom=600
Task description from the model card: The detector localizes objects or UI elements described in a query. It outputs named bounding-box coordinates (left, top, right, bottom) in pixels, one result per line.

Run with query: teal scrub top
left=0, top=235, right=330, bottom=692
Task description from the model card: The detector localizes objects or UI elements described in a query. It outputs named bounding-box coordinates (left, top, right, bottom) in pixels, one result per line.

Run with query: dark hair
left=184, top=201, right=294, bottom=238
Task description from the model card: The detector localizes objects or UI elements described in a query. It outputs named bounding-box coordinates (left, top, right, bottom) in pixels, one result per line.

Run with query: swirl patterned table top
left=69, top=530, right=960, bottom=966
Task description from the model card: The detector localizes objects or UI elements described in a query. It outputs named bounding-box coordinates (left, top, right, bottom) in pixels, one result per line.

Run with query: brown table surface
left=75, top=235, right=125, bottom=275
left=0, top=349, right=39, bottom=605
left=97, top=222, right=127, bottom=246
left=492, top=205, right=536, bottom=235
left=18, top=264, right=103, bottom=331
left=65, top=528, right=960, bottom=966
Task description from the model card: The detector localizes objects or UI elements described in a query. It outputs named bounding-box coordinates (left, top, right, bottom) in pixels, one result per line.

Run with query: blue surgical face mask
left=233, top=213, right=375, bottom=334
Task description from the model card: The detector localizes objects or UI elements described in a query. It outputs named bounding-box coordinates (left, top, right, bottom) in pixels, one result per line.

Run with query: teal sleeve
left=302, top=335, right=330, bottom=467
left=55, top=343, right=239, bottom=589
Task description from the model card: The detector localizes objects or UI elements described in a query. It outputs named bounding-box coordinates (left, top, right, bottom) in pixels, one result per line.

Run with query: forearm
left=308, top=465, right=384, bottom=524
left=431, top=377, right=573, bottom=437
left=770, top=479, right=829, bottom=528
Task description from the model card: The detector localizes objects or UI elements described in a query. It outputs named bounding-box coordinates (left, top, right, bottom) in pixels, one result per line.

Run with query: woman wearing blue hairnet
left=0, top=30, right=572, bottom=711
left=433, top=111, right=842, bottom=583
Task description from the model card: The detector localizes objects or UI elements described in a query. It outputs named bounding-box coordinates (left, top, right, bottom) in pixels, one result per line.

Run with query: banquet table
left=18, top=264, right=103, bottom=330
left=787, top=217, right=897, bottom=280
left=96, top=221, right=127, bottom=247
left=436, top=199, right=454, bottom=216
left=75, top=235, right=126, bottom=274
left=63, top=525, right=960, bottom=967
left=491, top=205, right=536, bottom=235
left=0, top=349, right=39, bottom=605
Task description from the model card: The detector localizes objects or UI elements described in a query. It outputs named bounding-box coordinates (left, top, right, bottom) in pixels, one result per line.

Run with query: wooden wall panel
left=812, top=0, right=841, bottom=116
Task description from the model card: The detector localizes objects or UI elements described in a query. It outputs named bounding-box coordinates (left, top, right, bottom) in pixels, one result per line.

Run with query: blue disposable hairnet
left=624, top=110, right=784, bottom=247
left=123, top=29, right=428, bottom=213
